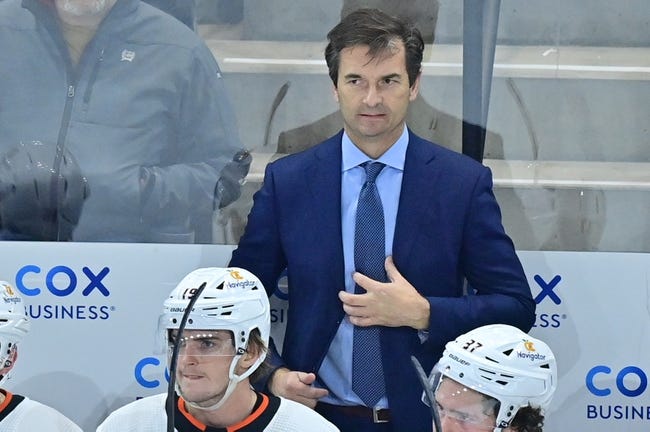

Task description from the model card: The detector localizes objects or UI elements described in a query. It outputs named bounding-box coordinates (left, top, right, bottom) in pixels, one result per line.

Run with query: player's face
left=173, top=329, right=236, bottom=407
left=433, top=378, right=499, bottom=432
left=334, top=42, right=420, bottom=158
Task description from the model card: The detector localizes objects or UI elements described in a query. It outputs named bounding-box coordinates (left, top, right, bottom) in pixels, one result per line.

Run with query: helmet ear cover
left=435, top=324, right=557, bottom=429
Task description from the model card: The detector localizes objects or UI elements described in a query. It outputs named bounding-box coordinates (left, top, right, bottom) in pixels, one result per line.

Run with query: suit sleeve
left=229, top=162, right=288, bottom=387
left=230, top=163, right=287, bottom=290
left=424, top=166, right=536, bottom=347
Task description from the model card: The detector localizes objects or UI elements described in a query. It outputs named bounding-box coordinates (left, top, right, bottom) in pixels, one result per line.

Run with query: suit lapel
left=393, top=132, right=440, bottom=265
left=305, top=133, right=342, bottom=204
left=304, top=133, right=346, bottom=290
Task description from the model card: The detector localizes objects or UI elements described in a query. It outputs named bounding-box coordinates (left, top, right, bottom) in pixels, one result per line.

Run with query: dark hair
left=247, top=328, right=272, bottom=383
left=340, top=0, right=439, bottom=44
left=324, top=8, right=424, bottom=88
left=475, top=388, right=546, bottom=432
left=508, top=405, right=546, bottom=432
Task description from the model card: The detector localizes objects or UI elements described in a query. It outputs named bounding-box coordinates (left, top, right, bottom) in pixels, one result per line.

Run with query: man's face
left=433, top=378, right=500, bottom=432
left=172, top=329, right=236, bottom=407
left=54, top=0, right=119, bottom=26
left=334, top=42, right=420, bottom=156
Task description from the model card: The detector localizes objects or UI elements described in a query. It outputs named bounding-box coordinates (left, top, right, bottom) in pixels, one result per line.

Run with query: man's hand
left=339, top=256, right=430, bottom=329
left=269, top=367, right=329, bottom=408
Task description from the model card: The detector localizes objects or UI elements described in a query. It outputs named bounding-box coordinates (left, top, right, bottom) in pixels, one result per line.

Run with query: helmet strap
left=180, top=354, right=245, bottom=412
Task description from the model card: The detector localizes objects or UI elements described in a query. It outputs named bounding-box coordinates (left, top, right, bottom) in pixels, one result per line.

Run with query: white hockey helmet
left=435, top=324, right=557, bottom=431
left=0, top=281, right=30, bottom=385
left=160, top=267, right=270, bottom=409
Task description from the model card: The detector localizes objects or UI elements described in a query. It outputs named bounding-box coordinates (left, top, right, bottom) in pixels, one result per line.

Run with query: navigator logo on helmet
left=158, top=267, right=270, bottom=411
left=433, top=324, right=557, bottom=432
left=0, top=281, right=30, bottom=386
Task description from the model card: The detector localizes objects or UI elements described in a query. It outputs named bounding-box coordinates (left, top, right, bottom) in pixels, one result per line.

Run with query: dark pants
left=316, top=403, right=393, bottom=432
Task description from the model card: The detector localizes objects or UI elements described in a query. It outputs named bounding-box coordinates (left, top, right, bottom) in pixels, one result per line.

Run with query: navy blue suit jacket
left=230, top=129, right=535, bottom=431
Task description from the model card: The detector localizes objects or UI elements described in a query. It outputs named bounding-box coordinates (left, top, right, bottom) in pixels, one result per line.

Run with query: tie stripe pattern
left=352, top=161, right=386, bottom=407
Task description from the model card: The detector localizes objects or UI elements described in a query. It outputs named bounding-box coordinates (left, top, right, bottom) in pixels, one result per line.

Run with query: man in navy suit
left=230, top=8, right=535, bottom=432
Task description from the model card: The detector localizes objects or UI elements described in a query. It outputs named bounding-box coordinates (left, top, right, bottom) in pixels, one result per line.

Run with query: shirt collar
left=342, top=125, right=408, bottom=172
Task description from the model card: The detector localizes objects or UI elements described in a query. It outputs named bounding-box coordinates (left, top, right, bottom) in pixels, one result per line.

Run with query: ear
left=235, top=342, right=262, bottom=373
left=409, top=71, right=421, bottom=102
left=333, top=84, right=339, bottom=103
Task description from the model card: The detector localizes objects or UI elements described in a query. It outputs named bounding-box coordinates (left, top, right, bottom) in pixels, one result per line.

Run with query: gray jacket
left=0, top=0, right=243, bottom=242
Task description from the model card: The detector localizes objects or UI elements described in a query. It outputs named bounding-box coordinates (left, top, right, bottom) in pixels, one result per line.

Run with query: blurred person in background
left=0, top=0, right=247, bottom=243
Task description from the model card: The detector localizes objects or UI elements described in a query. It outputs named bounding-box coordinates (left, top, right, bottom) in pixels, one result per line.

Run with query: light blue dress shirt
left=317, top=125, right=408, bottom=408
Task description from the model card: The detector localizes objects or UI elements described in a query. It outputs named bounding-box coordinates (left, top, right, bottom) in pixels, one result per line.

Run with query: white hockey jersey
left=0, top=391, right=82, bottom=432
left=97, top=392, right=339, bottom=432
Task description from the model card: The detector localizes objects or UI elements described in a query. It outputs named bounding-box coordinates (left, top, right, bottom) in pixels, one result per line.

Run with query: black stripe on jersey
left=0, top=391, right=26, bottom=422
left=168, top=392, right=282, bottom=432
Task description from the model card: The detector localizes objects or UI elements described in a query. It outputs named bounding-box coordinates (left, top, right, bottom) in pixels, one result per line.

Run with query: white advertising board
left=522, top=251, right=650, bottom=432
left=0, top=242, right=647, bottom=431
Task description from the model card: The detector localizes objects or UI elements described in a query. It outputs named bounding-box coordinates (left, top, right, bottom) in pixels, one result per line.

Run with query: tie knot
left=361, top=162, right=385, bottom=183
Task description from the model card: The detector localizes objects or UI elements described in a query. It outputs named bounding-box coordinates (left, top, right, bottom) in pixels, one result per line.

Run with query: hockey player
left=0, top=281, right=82, bottom=431
left=97, top=267, right=338, bottom=431
left=416, top=324, right=557, bottom=432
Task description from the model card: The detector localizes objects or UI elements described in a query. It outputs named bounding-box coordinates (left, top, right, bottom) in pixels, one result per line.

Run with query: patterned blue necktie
left=352, top=161, right=386, bottom=407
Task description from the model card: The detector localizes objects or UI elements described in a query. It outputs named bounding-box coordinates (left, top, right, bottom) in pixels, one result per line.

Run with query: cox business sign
left=531, top=274, right=567, bottom=329
left=135, top=357, right=170, bottom=389
left=586, top=365, right=650, bottom=424
left=15, top=264, right=114, bottom=320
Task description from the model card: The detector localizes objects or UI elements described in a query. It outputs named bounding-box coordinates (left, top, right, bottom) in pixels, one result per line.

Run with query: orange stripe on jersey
left=178, top=397, right=207, bottom=431
left=0, top=390, right=13, bottom=413
left=227, top=393, right=270, bottom=432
